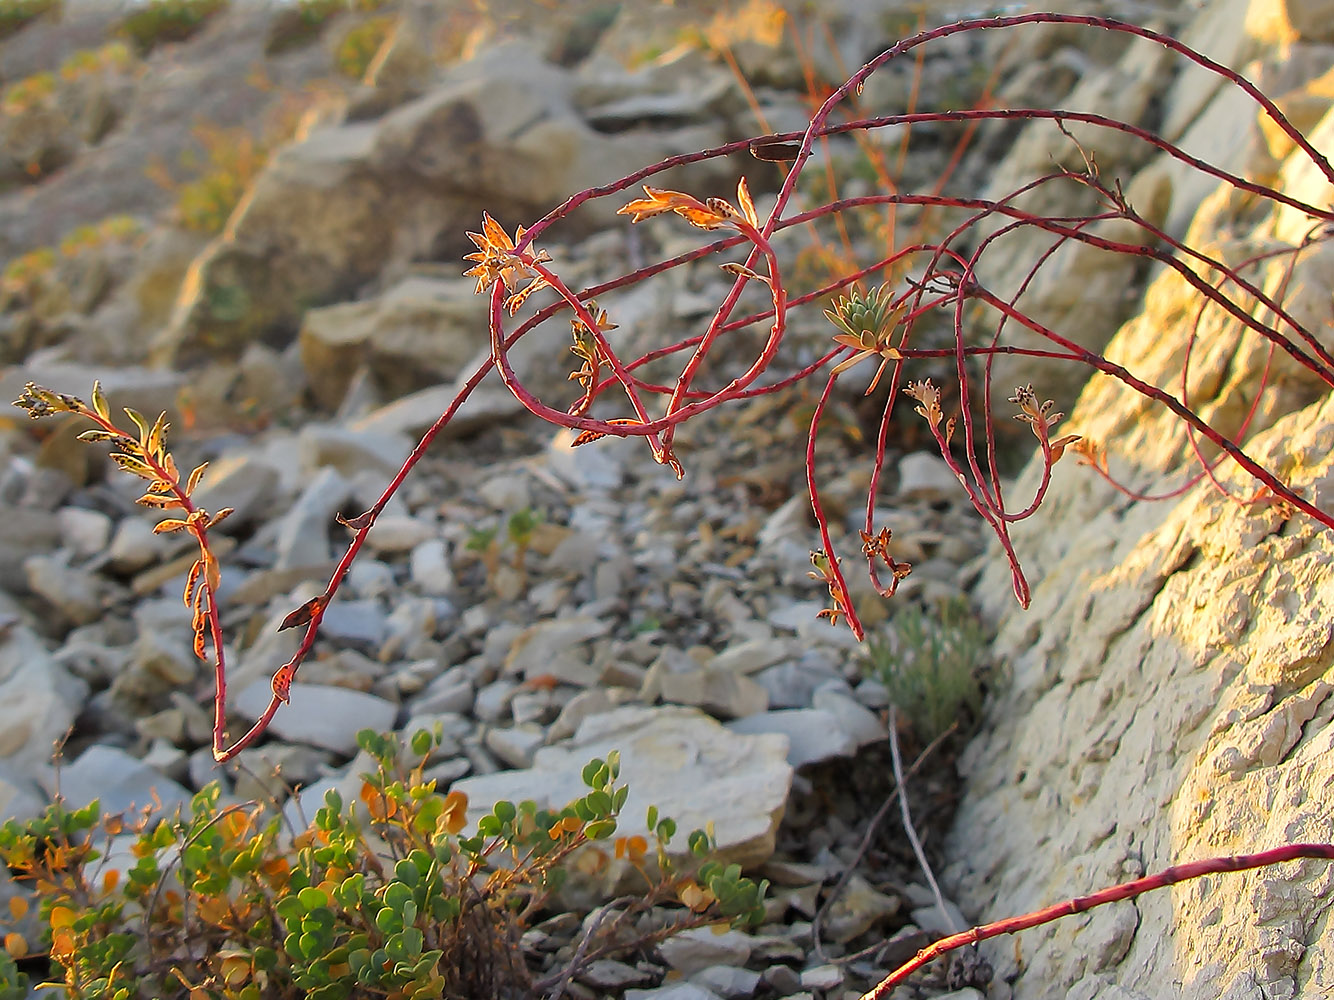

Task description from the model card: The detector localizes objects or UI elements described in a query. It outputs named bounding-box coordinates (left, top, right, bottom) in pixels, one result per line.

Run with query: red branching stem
left=972, top=286, right=1334, bottom=532
left=197, top=9, right=1334, bottom=748
left=858, top=843, right=1334, bottom=1000
left=806, top=372, right=865, bottom=640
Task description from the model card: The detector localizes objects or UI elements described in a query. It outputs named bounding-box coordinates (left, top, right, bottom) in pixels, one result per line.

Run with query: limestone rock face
left=947, top=105, right=1334, bottom=1000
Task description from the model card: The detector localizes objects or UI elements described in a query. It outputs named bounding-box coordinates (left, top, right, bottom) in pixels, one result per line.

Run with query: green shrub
left=264, top=0, right=349, bottom=55
left=58, top=41, right=135, bottom=82
left=0, top=729, right=766, bottom=999
left=172, top=125, right=267, bottom=234
left=0, top=70, right=55, bottom=116
left=118, top=0, right=228, bottom=54
left=862, top=596, right=989, bottom=742
left=333, top=14, right=395, bottom=81
left=0, top=0, right=60, bottom=40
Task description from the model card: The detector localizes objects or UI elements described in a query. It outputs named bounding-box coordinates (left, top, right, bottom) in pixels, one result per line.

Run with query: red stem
left=859, top=843, right=1334, bottom=999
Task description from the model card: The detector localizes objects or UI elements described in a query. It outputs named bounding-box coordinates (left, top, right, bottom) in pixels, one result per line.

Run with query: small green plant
left=464, top=507, right=544, bottom=589
left=118, top=0, right=228, bottom=54
left=0, top=71, right=56, bottom=117
left=1, top=217, right=142, bottom=308
left=0, top=0, right=60, bottom=40
left=862, top=596, right=988, bottom=742
left=146, top=123, right=270, bottom=235
left=58, top=41, right=135, bottom=82
left=0, top=246, right=57, bottom=300
left=264, top=0, right=349, bottom=55
left=333, top=14, right=395, bottom=80
left=0, top=729, right=766, bottom=999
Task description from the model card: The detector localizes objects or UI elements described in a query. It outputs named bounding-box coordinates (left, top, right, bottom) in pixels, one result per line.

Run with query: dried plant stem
left=887, top=707, right=954, bottom=934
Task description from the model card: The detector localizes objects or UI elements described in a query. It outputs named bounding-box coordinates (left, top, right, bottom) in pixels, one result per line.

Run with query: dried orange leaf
left=617, top=185, right=729, bottom=229
left=206, top=507, right=233, bottom=530
left=110, top=453, right=158, bottom=481
left=736, top=176, right=758, bottom=227
left=3, top=932, right=25, bottom=959
left=153, top=518, right=188, bottom=534
left=136, top=493, right=185, bottom=510
left=146, top=411, right=169, bottom=456
left=185, top=462, right=208, bottom=495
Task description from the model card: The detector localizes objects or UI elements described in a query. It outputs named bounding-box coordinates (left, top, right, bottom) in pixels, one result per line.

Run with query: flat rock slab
left=235, top=681, right=398, bottom=755
left=453, top=705, right=792, bottom=884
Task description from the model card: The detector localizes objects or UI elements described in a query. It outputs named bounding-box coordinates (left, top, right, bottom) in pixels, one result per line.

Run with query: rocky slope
left=1, top=1, right=1332, bottom=998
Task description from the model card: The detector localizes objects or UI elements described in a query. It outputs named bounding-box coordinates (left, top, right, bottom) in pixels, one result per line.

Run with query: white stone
left=895, top=452, right=962, bottom=502
left=625, top=984, right=720, bottom=1000
left=234, top=681, right=397, bottom=754
left=799, top=965, right=843, bottom=990
left=0, top=627, right=85, bottom=775
left=657, top=926, right=753, bottom=975
left=409, top=538, right=455, bottom=596
left=57, top=506, right=112, bottom=556
left=690, top=965, right=762, bottom=1000
left=362, top=514, right=436, bottom=555
left=822, top=874, right=900, bottom=943
left=726, top=709, right=857, bottom=768
left=811, top=688, right=886, bottom=746
left=483, top=725, right=544, bottom=769
left=657, top=667, right=769, bottom=719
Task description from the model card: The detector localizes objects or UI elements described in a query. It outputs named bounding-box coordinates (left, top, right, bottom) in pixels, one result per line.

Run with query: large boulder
left=154, top=39, right=732, bottom=368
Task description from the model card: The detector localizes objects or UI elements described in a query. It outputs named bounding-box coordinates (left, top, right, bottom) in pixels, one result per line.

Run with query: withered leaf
left=749, top=139, right=802, bottom=161
left=336, top=510, right=375, bottom=531
left=278, top=595, right=327, bottom=632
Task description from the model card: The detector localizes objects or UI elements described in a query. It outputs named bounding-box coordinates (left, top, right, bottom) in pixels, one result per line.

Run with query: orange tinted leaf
left=110, top=452, right=158, bottom=480
left=137, top=493, right=186, bottom=510
left=50, top=927, right=75, bottom=959
left=7, top=897, right=27, bottom=921
left=185, top=462, right=209, bottom=495
left=617, top=185, right=729, bottom=229
left=50, top=905, right=76, bottom=930
left=146, top=412, right=169, bottom=456
left=202, top=551, right=221, bottom=593
left=271, top=663, right=296, bottom=703
left=439, top=790, right=468, bottom=836
left=679, top=881, right=714, bottom=912
left=3, top=932, right=25, bottom=958
left=221, top=810, right=252, bottom=843
left=206, top=507, right=233, bottom=530
left=735, top=176, right=758, bottom=227
left=153, top=518, right=188, bottom=534
left=102, top=868, right=120, bottom=893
